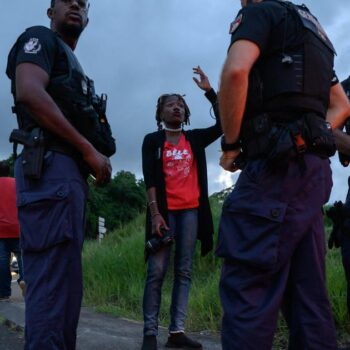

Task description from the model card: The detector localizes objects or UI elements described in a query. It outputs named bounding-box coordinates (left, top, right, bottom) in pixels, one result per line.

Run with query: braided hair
left=155, top=94, right=191, bottom=131
left=50, top=0, right=90, bottom=8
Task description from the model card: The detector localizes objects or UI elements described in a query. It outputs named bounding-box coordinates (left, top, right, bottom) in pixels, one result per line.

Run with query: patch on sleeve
left=229, top=13, right=243, bottom=34
left=23, top=38, right=42, bottom=54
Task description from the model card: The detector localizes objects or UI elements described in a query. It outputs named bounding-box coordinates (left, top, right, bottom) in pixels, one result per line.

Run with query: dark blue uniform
left=339, top=77, right=350, bottom=317
left=216, top=1, right=338, bottom=349
left=6, top=27, right=89, bottom=350
left=342, top=178, right=350, bottom=317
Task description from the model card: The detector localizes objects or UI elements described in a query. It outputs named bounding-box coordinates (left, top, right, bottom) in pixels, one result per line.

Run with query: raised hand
left=193, top=65, right=212, bottom=92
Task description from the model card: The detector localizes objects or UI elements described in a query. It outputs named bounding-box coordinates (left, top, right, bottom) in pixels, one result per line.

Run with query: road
left=0, top=321, right=24, bottom=350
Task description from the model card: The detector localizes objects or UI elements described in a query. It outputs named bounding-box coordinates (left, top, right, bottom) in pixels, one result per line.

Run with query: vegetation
left=85, top=170, right=146, bottom=239
left=0, top=155, right=146, bottom=240
left=82, top=195, right=350, bottom=341
left=2, top=151, right=348, bottom=344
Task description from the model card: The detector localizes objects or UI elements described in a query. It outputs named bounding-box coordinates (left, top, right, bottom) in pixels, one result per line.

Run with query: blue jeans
left=0, top=238, right=24, bottom=297
left=143, top=208, right=198, bottom=336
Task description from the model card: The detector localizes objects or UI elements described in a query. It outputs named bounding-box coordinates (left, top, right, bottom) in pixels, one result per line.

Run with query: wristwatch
left=221, top=136, right=241, bottom=152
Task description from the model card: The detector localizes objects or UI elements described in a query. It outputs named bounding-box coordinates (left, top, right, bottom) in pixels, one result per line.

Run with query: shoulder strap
left=270, top=0, right=336, bottom=54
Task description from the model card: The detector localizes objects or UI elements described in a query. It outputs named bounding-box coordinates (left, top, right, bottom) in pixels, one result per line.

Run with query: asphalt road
left=0, top=321, right=24, bottom=350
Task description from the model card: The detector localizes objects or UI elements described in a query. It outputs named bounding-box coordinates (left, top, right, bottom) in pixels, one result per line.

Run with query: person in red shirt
left=141, top=67, right=222, bottom=350
left=0, top=160, right=24, bottom=301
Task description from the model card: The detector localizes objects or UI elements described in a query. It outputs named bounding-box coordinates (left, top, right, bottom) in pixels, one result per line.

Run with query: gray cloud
left=1, top=1, right=350, bottom=202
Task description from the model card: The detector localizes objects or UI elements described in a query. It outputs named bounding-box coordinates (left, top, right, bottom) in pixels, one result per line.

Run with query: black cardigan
left=141, top=89, right=222, bottom=256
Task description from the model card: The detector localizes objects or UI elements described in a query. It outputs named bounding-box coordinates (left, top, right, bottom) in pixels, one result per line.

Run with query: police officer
left=6, top=1, right=115, bottom=349
left=327, top=76, right=350, bottom=318
left=216, top=0, right=350, bottom=349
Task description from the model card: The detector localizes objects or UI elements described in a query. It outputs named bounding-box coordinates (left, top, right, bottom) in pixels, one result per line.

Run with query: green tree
left=85, top=171, right=146, bottom=239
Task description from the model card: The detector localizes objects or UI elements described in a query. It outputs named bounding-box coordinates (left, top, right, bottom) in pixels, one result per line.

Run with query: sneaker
left=0, top=296, right=10, bottom=302
left=19, top=280, right=26, bottom=297
left=165, top=333, right=202, bottom=349
left=141, top=335, right=157, bottom=350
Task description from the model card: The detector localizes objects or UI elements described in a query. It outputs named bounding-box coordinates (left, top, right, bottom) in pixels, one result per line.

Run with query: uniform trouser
left=15, top=152, right=88, bottom=350
left=216, top=155, right=337, bottom=350
left=341, top=176, right=350, bottom=316
left=341, top=234, right=350, bottom=316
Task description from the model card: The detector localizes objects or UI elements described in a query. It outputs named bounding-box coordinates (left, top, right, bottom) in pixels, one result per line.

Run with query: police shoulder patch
left=229, top=13, right=243, bottom=35
left=23, top=38, right=42, bottom=54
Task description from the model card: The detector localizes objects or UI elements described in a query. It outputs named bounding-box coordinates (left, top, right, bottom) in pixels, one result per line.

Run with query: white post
left=98, top=216, right=107, bottom=243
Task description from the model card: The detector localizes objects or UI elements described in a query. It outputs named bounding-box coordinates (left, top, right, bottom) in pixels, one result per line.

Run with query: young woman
left=141, top=67, right=221, bottom=350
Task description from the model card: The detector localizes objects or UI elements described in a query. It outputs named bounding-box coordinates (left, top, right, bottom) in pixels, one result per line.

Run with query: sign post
left=98, top=216, right=107, bottom=243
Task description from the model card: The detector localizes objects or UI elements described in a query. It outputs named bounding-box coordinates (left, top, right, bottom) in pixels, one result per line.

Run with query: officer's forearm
left=219, top=40, right=260, bottom=144
left=16, top=62, right=96, bottom=157
left=333, top=129, right=350, bottom=155
left=326, top=83, right=350, bottom=129
left=219, top=66, right=247, bottom=144
left=18, top=87, right=94, bottom=156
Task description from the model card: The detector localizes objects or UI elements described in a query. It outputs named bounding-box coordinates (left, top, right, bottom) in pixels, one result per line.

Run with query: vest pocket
left=216, top=194, right=287, bottom=271
left=17, top=183, right=73, bottom=252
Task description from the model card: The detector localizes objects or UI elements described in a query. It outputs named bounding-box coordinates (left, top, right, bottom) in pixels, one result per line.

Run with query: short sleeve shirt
left=229, top=1, right=286, bottom=55
left=163, top=134, right=200, bottom=210
left=6, top=26, right=68, bottom=84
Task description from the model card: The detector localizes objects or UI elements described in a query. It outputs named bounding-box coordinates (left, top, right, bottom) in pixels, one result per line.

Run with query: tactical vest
left=13, top=30, right=116, bottom=158
left=253, top=0, right=336, bottom=117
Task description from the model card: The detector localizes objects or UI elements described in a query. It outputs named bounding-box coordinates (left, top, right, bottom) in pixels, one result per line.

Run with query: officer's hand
left=193, top=66, right=212, bottom=92
left=219, top=150, right=241, bottom=173
left=151, top=214, right=169, bottom=237
left=83, top=147, right=112, bottom=186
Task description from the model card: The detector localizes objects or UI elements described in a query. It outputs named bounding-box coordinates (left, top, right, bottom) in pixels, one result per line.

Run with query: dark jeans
left=0, top=238, right=24, bottom=297
left=143, top=208, right=198, bottom=336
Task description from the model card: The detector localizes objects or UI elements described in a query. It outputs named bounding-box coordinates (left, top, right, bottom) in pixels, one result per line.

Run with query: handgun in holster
left=9, top=128, right=46, bottom=179
left=339, top=118, right=350, bottom=167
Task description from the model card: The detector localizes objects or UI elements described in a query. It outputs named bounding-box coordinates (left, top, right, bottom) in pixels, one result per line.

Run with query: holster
left=9, top=128, right=46, bottom=179
left=302, top=113, right=336, bottom=158
left=241, top=112, right=336, bottom=168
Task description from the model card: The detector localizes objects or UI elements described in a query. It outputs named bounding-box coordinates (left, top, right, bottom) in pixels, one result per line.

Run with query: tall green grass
left=82, top=200, right=349, bottom=336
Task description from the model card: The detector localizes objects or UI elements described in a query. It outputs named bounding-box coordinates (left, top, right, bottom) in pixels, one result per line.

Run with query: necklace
left=163, top=126, right=182, bottom=132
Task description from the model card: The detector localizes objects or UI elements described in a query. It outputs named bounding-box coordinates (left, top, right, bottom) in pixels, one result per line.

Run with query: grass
left=82, top=199, right=350, bottom=343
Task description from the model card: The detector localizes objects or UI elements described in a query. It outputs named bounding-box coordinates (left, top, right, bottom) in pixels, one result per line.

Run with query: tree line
left=2, top=155, right=146, bottom=239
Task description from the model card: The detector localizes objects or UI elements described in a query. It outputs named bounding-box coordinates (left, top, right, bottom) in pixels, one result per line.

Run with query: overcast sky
left=1, top=0, right=350, bottom=202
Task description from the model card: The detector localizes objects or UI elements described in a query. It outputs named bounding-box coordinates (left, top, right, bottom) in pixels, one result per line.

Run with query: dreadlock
left=155, top=94, right=191, bottom=131
left=50, top=0, right=90, bottom=8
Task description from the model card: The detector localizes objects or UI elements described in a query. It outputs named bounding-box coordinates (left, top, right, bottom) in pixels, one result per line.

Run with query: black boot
left=165, top=333, right=202, bottom=349
left=141, top=335, right=157, bottom=350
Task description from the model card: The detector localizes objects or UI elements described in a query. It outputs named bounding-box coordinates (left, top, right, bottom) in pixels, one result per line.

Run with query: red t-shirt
left=0, top=177, right=20, bottom=238
left=163, top=134, right=200, bottom=210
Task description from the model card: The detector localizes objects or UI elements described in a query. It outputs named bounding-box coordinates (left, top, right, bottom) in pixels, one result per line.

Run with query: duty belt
left=240, top=112, right=336, bottom=166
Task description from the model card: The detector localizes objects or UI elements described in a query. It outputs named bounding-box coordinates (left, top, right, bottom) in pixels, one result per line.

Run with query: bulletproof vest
left=255, top=0, right=336, bottom=117
left=13, top=32, right=115, bottom=157
left=342, top=77, right=350, bottom=99
left=48, top=39, right=115, bottom=157
left=47, top=37, right=96, bottom=130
